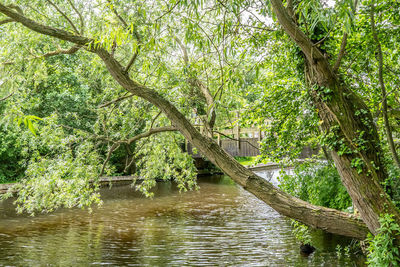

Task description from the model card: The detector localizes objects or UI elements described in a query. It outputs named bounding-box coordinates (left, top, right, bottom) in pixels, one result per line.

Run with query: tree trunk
left=310, top=80, right=400, bottom=234
left=269, top=0, right=400, bottom=236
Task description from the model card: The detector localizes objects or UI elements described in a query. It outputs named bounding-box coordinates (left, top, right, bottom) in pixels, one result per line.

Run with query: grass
left=0, top=178, right=18, bottom=184
left=235, top=156, right=257, bottom=166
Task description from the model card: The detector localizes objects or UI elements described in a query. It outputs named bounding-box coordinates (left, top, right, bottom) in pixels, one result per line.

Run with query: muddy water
left=0, top=173, right=365, bottom=266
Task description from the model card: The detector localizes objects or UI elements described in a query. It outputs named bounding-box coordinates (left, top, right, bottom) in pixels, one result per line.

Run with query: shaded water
left=0, top=174, right=365, bottom=266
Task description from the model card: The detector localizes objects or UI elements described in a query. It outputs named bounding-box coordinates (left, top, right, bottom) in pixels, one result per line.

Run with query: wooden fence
left=186, top=126, right=319, bottom=159
left=187, top=126, right=262, bottom=158
left=187, top=137, right=260, bottom=158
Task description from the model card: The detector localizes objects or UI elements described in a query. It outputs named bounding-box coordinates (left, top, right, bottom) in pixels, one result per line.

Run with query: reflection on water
left=0, top=174, right=365, bottom=266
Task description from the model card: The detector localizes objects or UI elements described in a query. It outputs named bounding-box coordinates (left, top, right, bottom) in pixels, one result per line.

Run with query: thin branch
left=66, top=0, right=84, bottom=34
left=333, top=33, right=348, bottom=73
left=46, top=0, right=79, bottom=34
left=105, top=0, right=141, bottom=68
left=0, top=4, right=23, bottom=25
left=110, top=38, right=117, bottom=57
left=175, top=37, right=189, bottom=63
left=106, top=0, right=128, bottom=28
left=175, top=36, right=217, bottom=130
left=2, top=45, right=81, bottom=65
left=100, top=143, right=120, bottom=176
left=7, top=4, right=23, bottom=14
left=125, top=126, right=177, bottom=144
left=100, top=126, right=177, bottom=175
left=155, top=0, right=181, bottom=22
left=389, top=109, right=400, bottom=119
left=124, top=155, right=136, bottom=173
left=0, top=4, right=91, bottom=48
left=370, top=0, right=400, bottom=169
left=124, top=48, right=139, bottom=72
left=57, top=124, right=100, bottom=138
left=41, top=45, right=81, bottom=57
left=0, top=18, right=13, bottom=25
left=98, top=93, right=133, bottom=108
left=106, top=0, right=141, bottom=42
left=343, top=48, right=364, bottom=73
left=312, top=18, right=337, bottom=47
left=286, top=0, right=294, bottom=19
left=0, top=92, right=14, bottom=102
left=150, top=111, right=162, bottom=129
left=269, top=0, right=330, bottom=72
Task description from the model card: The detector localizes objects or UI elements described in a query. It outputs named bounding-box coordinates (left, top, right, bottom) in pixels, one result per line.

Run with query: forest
left=1, top=0, right=400, bottom=265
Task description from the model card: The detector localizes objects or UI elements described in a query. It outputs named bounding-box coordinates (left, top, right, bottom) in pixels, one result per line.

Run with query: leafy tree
left=1, top=0, right=400, bottom=251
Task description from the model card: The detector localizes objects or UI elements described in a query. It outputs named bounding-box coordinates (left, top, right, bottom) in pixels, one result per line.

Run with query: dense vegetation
left=1, top=0, right=400, bottom=263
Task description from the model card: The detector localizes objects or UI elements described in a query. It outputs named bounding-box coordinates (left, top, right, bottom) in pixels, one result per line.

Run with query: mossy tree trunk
left=270, top=0, right=400, bottom=236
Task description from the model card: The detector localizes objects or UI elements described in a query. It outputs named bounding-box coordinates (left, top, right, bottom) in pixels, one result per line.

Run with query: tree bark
left=0, top=3, right=370, bottom=240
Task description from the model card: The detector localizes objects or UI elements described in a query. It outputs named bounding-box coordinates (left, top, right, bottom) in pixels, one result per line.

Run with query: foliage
left=291, top=220, right=312, bottom=245
left=279, top=161, right=352, bottom=211
left=235, top=156, right=258, bottom=166
left=1, top=116, right=105, bottom=215
left=239, top=47, right=321, bottom=163
left=384, top=160, right=400, bottom=208
left=366, top=214, right=400, bottom=266
left=6, top=144, right=103, bottom=215
left=135, top=132, right=198, bottom=197
left=0, top=121, right=31, bottom=184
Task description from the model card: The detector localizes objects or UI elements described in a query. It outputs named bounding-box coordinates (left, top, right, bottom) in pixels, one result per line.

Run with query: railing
left=187, top=126, right=263, bottom=158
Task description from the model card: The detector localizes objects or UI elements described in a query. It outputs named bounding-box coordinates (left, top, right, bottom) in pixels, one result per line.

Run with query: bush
left=0, top=122, right=34, bottom=184
left=367, top=214, right=400, bottom=266
left=385, top=163, right=400, bottom=208
left=278, top=161, right=352, bottom=211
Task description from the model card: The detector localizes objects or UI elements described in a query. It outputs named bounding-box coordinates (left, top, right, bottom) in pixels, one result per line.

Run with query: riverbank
left=0, top=163, right=288, bottom=195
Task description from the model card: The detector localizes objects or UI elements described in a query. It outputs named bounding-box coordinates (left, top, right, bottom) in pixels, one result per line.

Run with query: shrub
left=366, top=214, right=400, bottom=266
left=279, top=160, right=352, bottom=211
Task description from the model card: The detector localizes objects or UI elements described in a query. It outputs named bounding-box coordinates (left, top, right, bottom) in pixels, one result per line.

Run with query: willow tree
left=1, top=0, right=399, bottom=241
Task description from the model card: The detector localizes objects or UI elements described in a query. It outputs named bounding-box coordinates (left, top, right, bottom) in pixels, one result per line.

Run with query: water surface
left=0, top=174, right=365, bottom=266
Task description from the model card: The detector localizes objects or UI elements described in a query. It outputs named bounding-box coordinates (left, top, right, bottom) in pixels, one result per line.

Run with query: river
left=0, top=171, right=365, bottom=266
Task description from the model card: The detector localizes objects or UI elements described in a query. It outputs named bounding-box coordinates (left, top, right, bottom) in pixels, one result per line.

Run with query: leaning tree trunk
left=270, top=0, right=400, bottom=236
left=95, top=47, right=369, bottom=239
left=309, top=74, right=400, bottom=234
left=0, top=2, right=371, bottom=240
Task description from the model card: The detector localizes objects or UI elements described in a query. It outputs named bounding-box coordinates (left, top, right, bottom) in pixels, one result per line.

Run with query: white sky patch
left=324, top=0, right=336, bottom=8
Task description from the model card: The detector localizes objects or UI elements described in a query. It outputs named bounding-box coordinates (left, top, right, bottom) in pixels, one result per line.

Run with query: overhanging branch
left=0, top=17, right=13, bottom=25
left=100, top=126, right=177, bottom=175
left=98, top=93, right=133, bottom=108
left=0, top=92, right=14, bottom=102
left=2, top=45, right=81, bottom=65
left=125, top=126, right=177, bottom=144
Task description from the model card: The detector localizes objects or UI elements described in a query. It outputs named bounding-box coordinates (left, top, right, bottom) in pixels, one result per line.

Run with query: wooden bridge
left=187, top=126, right=262, bottom=158
left=186, top=126, right=319, bottom=159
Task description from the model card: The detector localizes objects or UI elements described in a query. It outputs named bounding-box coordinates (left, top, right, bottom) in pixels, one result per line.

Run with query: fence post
left=235, top=111, right=240, bottom=152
